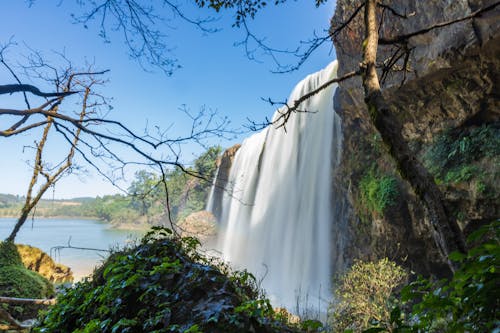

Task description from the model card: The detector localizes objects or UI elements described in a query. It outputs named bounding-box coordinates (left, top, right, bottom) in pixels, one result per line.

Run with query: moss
left=0, top=265, right=54, bottom=299
left=444, top=165, right=478, bottom=184
left=0, top=265, right=55, bottom=319
left=0, top=241, right=22, bottom=266
left=0, top=241, right=55, bottom=320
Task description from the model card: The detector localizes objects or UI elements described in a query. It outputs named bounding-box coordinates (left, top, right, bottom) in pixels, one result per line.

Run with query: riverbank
left=0, top=218, right=145, bottom=281
left=0, top=214, right=153, bottom=232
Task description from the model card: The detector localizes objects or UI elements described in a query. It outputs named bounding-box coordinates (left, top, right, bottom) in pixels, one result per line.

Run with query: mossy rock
left=0, top=241, right=23, bottom=266
left=0, top=265, right=54, bottom=299
left=0, top=241, right=55, bottom=321
left=35, top=228, right=302, bottom=333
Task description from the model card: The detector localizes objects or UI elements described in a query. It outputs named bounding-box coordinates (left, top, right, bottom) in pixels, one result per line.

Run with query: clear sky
left=0, top=0, right=337, bottom=198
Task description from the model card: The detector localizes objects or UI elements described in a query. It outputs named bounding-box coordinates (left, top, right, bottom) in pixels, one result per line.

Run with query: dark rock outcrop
left=331, top=0, right=499, bottom=275
left=209, top=144, right=241, bottom=222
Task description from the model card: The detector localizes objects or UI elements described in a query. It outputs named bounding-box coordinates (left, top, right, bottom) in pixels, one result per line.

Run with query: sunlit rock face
left=208, top=61, right=345, bottom=313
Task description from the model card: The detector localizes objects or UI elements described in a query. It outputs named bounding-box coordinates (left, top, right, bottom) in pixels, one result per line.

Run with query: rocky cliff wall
left=331, top=0, right=499, bottom=275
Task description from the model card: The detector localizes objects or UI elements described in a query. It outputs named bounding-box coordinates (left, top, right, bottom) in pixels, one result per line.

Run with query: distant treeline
left=0, top=146, right=221, bottom=226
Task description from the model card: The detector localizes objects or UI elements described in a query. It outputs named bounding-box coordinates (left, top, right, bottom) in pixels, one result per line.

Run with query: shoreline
left=0, top=216, right=151, bottom=232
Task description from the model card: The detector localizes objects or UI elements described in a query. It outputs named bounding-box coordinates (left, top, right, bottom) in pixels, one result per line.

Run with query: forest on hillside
left=0, top=146, right=221, bottom=226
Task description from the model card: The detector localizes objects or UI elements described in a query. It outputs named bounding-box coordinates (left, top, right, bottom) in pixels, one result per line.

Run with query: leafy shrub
left=443, top=165, right=478, bottom=184
left=35, top=227, right=306, bottom=333
left=359, top=221, right=500, bottom=333
left=328, top=258, right=407, bottom=332
left=0, top=241, right=22, bottom=266
left=400, top=220, right=500, bottom=332
left=425, top=124, right=500, bottom=179
left=359, top=167, right=398, bottom=215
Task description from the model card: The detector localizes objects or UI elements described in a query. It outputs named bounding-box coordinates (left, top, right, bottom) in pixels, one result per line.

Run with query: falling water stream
left=208, top=61, right=342, bottom=314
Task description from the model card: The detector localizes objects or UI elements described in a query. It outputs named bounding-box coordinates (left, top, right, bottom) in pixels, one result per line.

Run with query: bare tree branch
left=0, top=84, right=77, bottom=97
left=379, top=1, right=500, bottom=45
left=0, top=296, right=56, bottom=306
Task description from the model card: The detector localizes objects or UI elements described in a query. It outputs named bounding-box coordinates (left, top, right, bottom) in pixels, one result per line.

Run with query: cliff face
left=332, top=0, right=499, bottom=275
left=17, top=244, right=74, bottom=283
left=208, top=144, right=241, bottom=222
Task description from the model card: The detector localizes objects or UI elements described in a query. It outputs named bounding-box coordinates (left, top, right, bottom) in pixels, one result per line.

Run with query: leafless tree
left=0, top=42, right=232, bottom=242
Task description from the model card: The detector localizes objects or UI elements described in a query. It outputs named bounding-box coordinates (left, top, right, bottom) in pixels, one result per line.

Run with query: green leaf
left=390, top=306, right=401, bottom=323
left=449, top=251, right=466, bottom=262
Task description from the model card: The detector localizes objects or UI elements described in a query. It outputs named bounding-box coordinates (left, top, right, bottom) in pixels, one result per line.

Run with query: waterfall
left=208, top=61, right=342, bottom=313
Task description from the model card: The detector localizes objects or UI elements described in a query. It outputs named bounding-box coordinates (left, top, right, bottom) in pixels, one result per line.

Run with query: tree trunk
left=6, top=208, right=31, bottom=242
left=361, top=0, right=466, bottom=263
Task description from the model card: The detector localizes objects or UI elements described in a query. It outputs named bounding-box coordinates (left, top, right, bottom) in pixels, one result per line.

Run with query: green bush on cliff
left=425, top=124, right=500, bottom=182
left=35, top=227, right=308, bottom=333
left=359, top=167, right=398, bottom=216
left=0, top=240, right=23, bottom=266
left=399, top=221, right=500, bottom=332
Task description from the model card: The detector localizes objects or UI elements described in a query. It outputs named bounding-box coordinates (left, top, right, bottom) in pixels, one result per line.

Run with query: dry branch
left=0, top=84, right=76, bottom=97
left=0, top=296, right=56, bottom=306
left=379, top=1, right=500, bottom=44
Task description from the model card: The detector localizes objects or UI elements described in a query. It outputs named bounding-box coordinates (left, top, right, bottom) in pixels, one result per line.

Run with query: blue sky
left=0, top=0, right=337, bottom=198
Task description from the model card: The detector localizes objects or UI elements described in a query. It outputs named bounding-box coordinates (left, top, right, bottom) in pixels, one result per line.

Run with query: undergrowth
left=34, top=227, right=320, bottom=333
left=425, top=124, right=499, bottom=183
left=329, top=220, right=500, bottom=333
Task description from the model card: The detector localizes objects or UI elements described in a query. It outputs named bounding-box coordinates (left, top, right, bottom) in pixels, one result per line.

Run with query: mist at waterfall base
left=207, top=61, right=342, bottom=315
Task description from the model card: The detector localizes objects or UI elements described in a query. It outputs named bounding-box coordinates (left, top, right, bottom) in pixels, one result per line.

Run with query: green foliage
left=163, top=145, right=222, bottom=221
left=0, top=266, right=54, bottom=300
left=425, top=124, right=500, bottom=181
left=128, top=170, right=163, bottom=216
left=0, top=242, right=55, bottom=320
left=0, top=146, right=222, bottom=225
left=358, top=221, right=500, bottom=333
left=35, top=227, right=304, bottom=333
left=443, top=165, right=478, bottom=184
left=195, top=0, right=289, bottom=27
left=359, top=167, right=398, bottom=215
left=328, top=259, right=407, bottom=332
left=194, top=146, right=222, bottom=180
left=0, top=241, right=23, bottom=266
left=400, top=220, right=500, bottom=332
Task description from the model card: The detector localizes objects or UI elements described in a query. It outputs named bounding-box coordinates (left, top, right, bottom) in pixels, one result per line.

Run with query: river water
left=0, top=218, right=143, bottom=280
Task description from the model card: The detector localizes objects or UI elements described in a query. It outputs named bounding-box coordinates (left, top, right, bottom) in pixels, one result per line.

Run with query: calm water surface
left=0, top=218, right=143, bottom=280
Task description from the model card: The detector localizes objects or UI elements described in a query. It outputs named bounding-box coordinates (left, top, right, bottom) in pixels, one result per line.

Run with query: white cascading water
left=208, top=61, right=342, bottom=313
